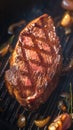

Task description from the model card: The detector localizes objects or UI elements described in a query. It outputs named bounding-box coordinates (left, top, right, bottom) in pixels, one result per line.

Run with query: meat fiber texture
left=5, top=14, right=62, bottom=110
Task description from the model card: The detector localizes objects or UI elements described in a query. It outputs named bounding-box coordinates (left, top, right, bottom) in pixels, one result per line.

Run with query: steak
left=5, top=14, right=62, bottom=110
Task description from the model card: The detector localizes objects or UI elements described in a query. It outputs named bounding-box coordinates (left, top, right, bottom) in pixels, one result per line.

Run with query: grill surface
left=0, top=0, right=73, bottom=130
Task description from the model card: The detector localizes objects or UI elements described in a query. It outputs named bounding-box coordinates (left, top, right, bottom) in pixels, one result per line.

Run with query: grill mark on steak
left=18, top=17, right=59, bottom=94
left=19, top=36, right=47, bottom=94
left=19, top=41, right=35, bottom=88
left=20, top=37, right=51, bottom=56
left=20, top=28, right=54, bottom=68
left=20, top=21, right=55, bottom=55
left=40, top=17, right=56, bottom=54
left=20, top=17, right=56, bottom=59
left=19, top=30, right=51, bottom=96
left=29, top=59, right=52, bottom=68
left=21, top=32, right=45, bottom=42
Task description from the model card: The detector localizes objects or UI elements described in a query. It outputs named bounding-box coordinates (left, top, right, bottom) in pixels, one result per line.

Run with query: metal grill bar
left=10, top=104, right=21, bottom=124
left=0, top=80, right=5, bottom=90
left=0, top=88, right=7, bottom=99
left=0, top=55, right=10, bottom=78
left=5, top=100, right=17, bottom=121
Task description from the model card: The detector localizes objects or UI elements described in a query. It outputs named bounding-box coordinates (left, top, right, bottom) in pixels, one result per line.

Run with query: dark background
left=0, top=0, right=63, bottom=43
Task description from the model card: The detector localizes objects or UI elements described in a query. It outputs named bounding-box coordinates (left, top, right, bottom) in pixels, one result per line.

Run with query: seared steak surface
left=5, top=14, right=62, bottom=110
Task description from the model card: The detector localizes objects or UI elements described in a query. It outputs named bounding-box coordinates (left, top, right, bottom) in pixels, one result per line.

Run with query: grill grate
left=0, top=0, right=73, bottom=129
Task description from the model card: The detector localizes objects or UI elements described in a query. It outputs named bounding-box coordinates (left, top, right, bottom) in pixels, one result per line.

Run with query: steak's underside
left=5, top=14, right=62, bottom=110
